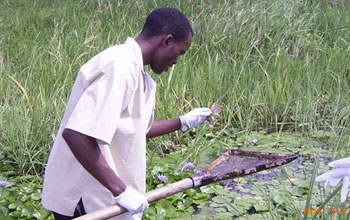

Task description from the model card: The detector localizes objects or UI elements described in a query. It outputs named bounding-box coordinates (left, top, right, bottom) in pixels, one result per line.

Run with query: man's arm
left=146, top=118, right=181, bottom=138
left=146, top=108, right=213, bottom=138
left=62, top=128, right=126, bottom=197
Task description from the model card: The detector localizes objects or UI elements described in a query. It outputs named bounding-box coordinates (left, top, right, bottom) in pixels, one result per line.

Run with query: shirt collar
left=125, top=37, right=146, bottom=74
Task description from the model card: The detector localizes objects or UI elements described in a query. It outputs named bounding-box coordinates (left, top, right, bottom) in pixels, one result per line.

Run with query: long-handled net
left=74, top=150, right=298, bottom=220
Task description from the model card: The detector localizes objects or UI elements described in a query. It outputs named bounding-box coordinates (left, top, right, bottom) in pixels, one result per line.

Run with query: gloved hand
left=179, top=108, right=212, bottom=132
left=114, top=187, right=148, bottom=215
left=316, top=157, right=350, bottom=203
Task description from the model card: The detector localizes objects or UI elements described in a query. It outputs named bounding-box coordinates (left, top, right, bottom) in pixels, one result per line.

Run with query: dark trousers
left=52, top=198, right=86, bottom=220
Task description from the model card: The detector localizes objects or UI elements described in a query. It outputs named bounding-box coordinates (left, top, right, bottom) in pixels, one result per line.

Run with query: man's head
left=140, top=7, right=193, bottom=43
left=137, top=8, right=193, bottom=74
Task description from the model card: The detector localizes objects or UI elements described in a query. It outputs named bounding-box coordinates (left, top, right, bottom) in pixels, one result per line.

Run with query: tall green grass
left=1, top=0, right=350, bottom=177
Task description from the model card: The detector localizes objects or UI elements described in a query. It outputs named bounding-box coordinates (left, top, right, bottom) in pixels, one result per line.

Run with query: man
left=42, top=7, right=212, bottom=220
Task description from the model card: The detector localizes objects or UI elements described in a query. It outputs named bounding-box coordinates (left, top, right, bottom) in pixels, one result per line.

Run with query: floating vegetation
left=144, top=129, right=343, bottom=220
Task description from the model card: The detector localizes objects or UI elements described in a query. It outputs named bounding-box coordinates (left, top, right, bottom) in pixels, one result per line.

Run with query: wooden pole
left=73, top=150, right=298, bottom=220
left=73, top=178, right=194, bottom=220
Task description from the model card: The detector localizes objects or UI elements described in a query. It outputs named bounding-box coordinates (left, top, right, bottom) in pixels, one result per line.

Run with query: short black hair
left=141, top=7, right=193, bottom=42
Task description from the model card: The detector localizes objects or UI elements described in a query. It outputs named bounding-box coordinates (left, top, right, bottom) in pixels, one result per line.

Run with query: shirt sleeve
left=65, top=61, right=134, bottom=144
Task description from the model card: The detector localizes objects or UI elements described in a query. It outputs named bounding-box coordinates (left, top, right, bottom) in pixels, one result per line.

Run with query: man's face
left=150, top=33, right=192, bottom=74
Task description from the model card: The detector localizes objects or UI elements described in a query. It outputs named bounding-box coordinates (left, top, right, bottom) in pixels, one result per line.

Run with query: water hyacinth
left=0, top=180, right=8, bottom=187
left=184, top=162, right=195, bottom=169
left=157, top=174, right=168, bottom=182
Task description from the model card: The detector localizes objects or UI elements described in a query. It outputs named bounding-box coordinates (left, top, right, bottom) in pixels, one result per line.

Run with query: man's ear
left=162, top=35, right=174, bottom=47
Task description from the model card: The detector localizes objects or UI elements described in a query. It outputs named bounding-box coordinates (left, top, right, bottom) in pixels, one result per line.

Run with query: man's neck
left=135, top=35, right=164, bottom=65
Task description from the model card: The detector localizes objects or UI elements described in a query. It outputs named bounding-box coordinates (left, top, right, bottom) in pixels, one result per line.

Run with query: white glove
left=179, top=108, right=212, bottom=132
left=316, top=157, right=350, bottom=203
left=114, top=187, right=148, bottom=215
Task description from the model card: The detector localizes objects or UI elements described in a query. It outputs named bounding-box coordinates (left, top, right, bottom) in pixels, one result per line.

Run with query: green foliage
left=0, top=177, right=53, bottom=219
left=144, top=140, right=210, bottom=219
left=144, top=128, right=349, bottom=219
left=1, top=0, right=350, bottom=176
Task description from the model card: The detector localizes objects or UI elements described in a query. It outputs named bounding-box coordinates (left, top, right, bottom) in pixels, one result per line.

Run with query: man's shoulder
left=99, top=42, right=136, bottom=63
left=80, top=41, right=138, bottom=75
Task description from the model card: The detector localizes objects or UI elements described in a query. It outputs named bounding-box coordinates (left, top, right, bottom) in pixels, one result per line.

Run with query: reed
left=0, top=0, right=349, bottom=190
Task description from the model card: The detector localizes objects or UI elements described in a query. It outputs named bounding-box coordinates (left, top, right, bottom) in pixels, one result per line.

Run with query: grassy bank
left=1, top=0, right=350, bottom=219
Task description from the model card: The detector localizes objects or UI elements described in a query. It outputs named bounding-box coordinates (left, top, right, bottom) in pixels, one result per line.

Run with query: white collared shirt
left=42, top=38, right=156, bottom=220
